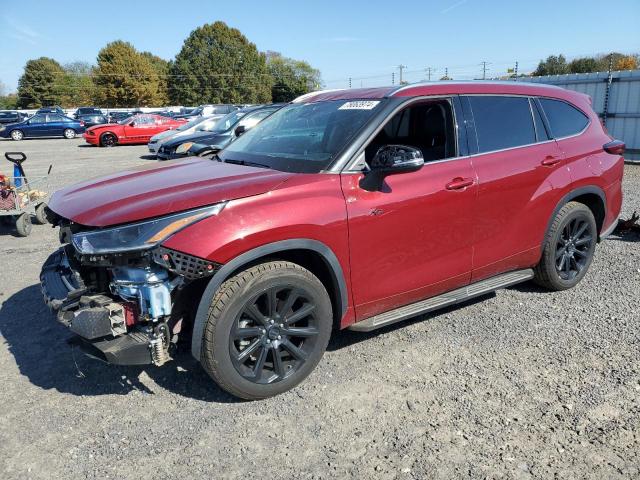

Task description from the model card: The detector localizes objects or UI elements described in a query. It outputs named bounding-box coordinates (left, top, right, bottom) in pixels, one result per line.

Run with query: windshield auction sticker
left=339, top=101, right=380, bottom=110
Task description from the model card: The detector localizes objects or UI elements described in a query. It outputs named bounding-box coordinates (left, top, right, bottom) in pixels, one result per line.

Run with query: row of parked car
left=79, top=104, right=285, bottom=160
left=0, top=104, right=247, bottom=142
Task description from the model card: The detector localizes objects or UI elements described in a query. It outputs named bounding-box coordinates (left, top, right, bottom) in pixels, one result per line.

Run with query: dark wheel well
left=571, top=193, right=605, bottom=236
left=223, top=249, right=342, bottom=329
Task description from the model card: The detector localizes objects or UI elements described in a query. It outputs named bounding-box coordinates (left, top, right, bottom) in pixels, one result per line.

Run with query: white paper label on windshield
left=339, top=101, right=380, bottom=110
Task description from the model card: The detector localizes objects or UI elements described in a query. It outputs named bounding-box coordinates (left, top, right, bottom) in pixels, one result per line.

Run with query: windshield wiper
left=223, top=158, right=271, bottom=169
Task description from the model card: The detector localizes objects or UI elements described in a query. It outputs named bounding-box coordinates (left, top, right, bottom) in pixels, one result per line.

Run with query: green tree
left=266, top=51, right=321, bottom=102
left=0, top=94, right=17, bottom=109
left=141, top=52, right=170, bottom=105
left=596, top=53, right=639, bottom=72
left=169, top=21, right=272, bottom=104
left=93, top=41, right=164, bottom=107
left=568, top=57, right=598, bottom=74
left=16, top=57, right=65, bottom=108
left=0, top=81, right=17, bottom=109
left=533, top=54, right=569, bottom=76
left=56, top=62, right=96, bottom=107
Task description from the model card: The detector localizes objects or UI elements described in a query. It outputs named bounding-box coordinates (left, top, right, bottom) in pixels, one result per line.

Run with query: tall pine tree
left=169, top=21, right=272, bottom=105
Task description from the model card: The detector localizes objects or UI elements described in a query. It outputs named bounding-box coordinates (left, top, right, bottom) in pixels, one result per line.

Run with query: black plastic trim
left=452, top=95, right=469, bottom=157
left=190, top=239, right=349, bottom=360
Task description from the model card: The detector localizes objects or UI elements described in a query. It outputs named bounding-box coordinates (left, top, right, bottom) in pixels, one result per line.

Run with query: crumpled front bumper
left=40, top=248, right=153, bottom=365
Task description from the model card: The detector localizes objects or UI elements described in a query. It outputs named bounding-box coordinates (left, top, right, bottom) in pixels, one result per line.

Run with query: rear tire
left=15, top=213, right=32, bottom=237
left=63, top=128, right=75, bottom=139
left=10, top=130, right=23, bottom=141
left=100, top=133, right=117, bottom=147
left=534, top=202, right=597, bottom=291
left=201, top=261, right=333, bottom=400
left=34, top=202, right=48, bottom=225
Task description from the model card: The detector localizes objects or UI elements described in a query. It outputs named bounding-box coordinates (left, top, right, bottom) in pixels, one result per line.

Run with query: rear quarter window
left=467, top=96, right=536, bottom=153
left=538, top=98, right=589, bottom=138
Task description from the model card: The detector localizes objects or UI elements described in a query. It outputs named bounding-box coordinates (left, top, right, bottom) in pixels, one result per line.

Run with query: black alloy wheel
left=534, top=201, right=597, bottom=290
left=100, top=133, right=117, bottom=147
left=555, top=217, right=594, bottom=280
left=230, top=285, right=320, bottom=385
left=201, top=261, right=332, bottom=400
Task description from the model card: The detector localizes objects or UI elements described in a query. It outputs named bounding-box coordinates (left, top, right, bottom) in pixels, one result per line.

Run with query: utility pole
left=480, top=61, right=490, bottom=80
left=348, top=77, right=352, bottom=88
left=397, top=64, right=407, bottom=84
left=602, top=53, right=614, bottom=127
left=514, top=61, right=518, bottom=77
left=444, top=67, right=449, bottom=80
left=425, top=67, right=435, bottom=81
left=391, top=72, right=395, bottom=85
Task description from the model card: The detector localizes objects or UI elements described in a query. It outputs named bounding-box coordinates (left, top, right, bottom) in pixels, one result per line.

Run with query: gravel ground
left=0, top=138, right=638, bottom=479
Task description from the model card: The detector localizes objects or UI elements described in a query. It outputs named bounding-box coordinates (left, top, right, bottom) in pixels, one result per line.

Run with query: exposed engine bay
left=41, top=216, right=219, bottom=366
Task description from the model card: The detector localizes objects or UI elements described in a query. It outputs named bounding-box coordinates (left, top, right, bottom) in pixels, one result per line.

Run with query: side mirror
left=234, top=125, right=247, bottom=137
left=360, top=145, right=424, bottom=191
left=129, top=121, right=136, bottom=126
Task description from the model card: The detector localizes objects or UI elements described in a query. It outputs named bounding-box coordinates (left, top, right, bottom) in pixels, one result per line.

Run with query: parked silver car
left=147, top=116, right=221, bottom=155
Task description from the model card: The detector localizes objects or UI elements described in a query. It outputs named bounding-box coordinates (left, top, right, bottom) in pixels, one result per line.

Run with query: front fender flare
left=190, top=239, right=348, bottom=361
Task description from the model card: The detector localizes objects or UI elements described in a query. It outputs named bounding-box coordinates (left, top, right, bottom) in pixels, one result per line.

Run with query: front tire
left=100, top=132, right=117, bottom=147
left=10, top=130, right=23, bottom=141
left=201, top=261, right=333, bottom=400
left=534, top=202, right=597, bottom=290
left=15, top=213, right=32, bottom=237
left=63, top=128, right=75, bottom=139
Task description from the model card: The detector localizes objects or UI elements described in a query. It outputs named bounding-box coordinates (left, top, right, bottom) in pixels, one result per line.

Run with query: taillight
left=603, top=140, right=625, bottom=155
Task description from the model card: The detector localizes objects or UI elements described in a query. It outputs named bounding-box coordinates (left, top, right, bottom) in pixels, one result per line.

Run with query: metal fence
left=517, top=69, right=640, bottom=161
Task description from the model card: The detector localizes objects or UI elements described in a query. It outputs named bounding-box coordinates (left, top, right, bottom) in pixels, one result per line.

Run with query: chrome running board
left=348, top=269, right=534, bottom=332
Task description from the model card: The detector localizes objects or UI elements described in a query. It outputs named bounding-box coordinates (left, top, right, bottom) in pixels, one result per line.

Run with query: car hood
left=150, top=129, right=178, bottom=142
left=48, top=157, right=294, bottom=227
left=86, top=123, right=120, bottom=133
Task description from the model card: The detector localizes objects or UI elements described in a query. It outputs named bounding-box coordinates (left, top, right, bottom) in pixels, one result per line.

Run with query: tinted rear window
left=538, top=98, right=589, bottom=138
left=468, top=96, right=536, bottom=153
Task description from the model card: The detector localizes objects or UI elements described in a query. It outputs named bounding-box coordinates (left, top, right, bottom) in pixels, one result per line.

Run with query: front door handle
left=445, top=177, right=474, bottom=190
left=541, top=156, right=561, bottom=167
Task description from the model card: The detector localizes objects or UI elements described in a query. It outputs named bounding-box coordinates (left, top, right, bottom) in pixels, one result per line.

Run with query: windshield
left=220, top=99, right=384, bottom=173
left=200, top=110, right=246, bottom=132
left=118, top=116, right=134, bottom=125
left=195, top=117, right=220, bottom=132
left=177, top=116, right=207, bottom=131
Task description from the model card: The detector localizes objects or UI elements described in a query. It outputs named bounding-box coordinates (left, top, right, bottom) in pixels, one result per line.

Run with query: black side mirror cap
left=234, top=125, right=247, bottom=137
left=359, top=145, right=424, bottom=191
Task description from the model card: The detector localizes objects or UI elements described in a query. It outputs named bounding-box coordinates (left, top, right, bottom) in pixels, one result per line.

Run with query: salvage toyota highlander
left=41, top=82, right=624, bottom=400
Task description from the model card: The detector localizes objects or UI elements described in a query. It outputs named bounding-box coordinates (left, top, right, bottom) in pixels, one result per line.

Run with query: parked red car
left=83, top=113, right=186, bottom=147
left=42, top=82, right=624, bottom=399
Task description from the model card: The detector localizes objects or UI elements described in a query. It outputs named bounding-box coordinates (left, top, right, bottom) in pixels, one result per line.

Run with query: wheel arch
left=543, top=186, right=606, bottom=250
left=190, top=239, right=349, bottom=361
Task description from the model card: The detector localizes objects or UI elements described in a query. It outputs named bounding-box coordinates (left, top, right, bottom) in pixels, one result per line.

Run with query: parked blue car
left=0, top=113, right=85, bottom=141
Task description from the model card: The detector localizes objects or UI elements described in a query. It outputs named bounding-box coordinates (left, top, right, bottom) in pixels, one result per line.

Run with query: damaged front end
left=40, top=206, right=223, bottom=366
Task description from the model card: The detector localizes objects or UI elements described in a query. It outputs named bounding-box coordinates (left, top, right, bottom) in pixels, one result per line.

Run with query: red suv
left=41, top=82, right=624, bottom=399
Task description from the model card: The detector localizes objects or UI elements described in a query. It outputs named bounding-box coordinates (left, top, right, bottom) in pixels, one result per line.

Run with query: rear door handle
left=445, top=177, right=474, bottom=190
left=541, top=156, right=561, bottom=167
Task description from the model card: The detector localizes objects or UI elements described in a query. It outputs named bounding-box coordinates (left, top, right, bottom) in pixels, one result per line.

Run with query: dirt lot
left=0, top=138, right=639, bottom=479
